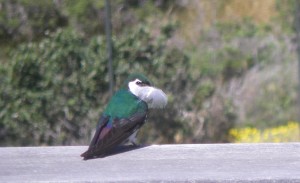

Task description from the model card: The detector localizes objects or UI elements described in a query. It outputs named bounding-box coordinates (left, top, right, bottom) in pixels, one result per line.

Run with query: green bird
left=81, top=74, right=167, bottom=160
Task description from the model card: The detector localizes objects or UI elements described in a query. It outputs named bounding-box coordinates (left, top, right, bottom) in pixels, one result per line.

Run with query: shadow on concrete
left=86, top=145, right=150, bottom=160
left=108, top=144, right=150, bottom=156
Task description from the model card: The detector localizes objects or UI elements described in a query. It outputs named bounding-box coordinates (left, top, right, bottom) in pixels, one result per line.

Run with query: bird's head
left=123, top=74, right=167, bottom=109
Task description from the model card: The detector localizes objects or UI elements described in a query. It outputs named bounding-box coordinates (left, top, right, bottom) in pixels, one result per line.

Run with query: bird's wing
left=85, top=115, right=110, bottom=151
left=80, top=110, right=147, bottom=160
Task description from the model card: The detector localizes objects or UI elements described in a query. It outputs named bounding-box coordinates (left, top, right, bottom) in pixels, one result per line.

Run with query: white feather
left=128, top=79, right=168, bottom=109
left=138, top=86, right=167, bottom=108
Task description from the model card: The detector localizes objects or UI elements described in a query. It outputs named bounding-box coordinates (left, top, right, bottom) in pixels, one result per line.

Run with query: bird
left=81, top=74, right=167, bottom=160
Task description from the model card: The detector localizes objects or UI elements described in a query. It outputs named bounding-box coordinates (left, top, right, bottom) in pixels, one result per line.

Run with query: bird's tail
left=81, top=149, right=107, bottom=160
left=80, top=150, right=94, bottom=160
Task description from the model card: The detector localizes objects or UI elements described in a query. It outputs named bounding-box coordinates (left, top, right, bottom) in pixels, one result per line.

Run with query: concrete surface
left=0, top=143, right=300, bottom=182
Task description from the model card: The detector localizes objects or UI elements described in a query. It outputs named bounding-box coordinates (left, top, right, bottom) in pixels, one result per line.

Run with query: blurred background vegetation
left=0, top=0, right=299, bottom=146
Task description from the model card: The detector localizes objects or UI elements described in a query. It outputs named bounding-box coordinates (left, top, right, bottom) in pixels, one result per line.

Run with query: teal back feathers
left=104, top=89, right=148, bottom=118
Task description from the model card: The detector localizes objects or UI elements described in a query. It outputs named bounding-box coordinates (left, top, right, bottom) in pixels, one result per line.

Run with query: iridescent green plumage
left=104, top=89, right=147, bottom=118
left=81, top=74, right=150, bottom=160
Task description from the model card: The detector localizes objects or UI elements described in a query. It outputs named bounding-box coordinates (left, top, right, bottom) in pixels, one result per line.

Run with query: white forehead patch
left=128, top=79, right=167, bottom=109
left=128, top=79, right=142, bottom=97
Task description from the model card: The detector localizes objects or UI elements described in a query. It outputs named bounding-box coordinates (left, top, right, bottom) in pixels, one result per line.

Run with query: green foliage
left=187, top=11, right=298, bottom=141
left=220, top=46, right=254, bottom=80
left=0, top=0, right=67, bottom=43
left=63, top=0, right=105, bottom=35
left=1, top=29, right=108, bottom=145
left=247, top=79, right=297, bottom=129
left=274, top=0, right=296, bottom=33
left=193, top=80, right=215, bottom=108
left=190, top=45, right=254, bottom=81
left=113, top=23, right=188, bottom=87
left=216, top=18, right=260, bottom=40
left=0, top=23, right=192, bottom=145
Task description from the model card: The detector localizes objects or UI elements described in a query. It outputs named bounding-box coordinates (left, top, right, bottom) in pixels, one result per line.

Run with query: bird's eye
left=136, top=81, right=142, bottom=85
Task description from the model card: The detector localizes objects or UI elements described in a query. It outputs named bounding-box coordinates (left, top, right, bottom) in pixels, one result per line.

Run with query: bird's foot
left=131, top=141, right=140, bottom=147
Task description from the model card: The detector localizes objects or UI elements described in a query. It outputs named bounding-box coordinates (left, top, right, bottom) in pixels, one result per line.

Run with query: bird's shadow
left=107, top=144, right=150, bottom=157
left=86, top=144, right=150, bottom=160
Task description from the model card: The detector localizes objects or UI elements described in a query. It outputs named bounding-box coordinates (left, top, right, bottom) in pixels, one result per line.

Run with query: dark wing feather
left=86, top=115, right=110, bottom=151
left=81, top=112, right=147, bottom=160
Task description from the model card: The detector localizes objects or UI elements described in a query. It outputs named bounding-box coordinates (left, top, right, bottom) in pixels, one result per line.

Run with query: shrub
left=0, top=24, right=193, bottom=145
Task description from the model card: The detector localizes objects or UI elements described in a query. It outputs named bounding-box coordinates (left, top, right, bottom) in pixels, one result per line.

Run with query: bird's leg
left=130, top=138, right=139, bottom=147
left=128, top=131, right=140, bottom=147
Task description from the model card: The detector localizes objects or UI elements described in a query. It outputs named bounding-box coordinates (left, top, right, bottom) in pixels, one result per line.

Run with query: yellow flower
left=229, top=122, right=300, bottom=143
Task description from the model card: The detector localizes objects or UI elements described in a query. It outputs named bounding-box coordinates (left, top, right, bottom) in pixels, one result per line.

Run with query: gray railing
left=1, top=143, right=300, bottom=182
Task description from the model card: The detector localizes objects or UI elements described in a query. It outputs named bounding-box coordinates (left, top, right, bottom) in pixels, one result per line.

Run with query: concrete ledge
left=1, top=143, right=300, bottom=182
